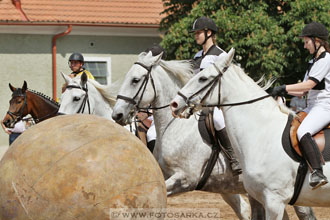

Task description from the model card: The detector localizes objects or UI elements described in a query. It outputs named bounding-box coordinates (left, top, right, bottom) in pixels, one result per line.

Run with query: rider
left=62, top=52, right=94, bottom=93
left=272, top=21, right=330, bottom=189
left=68, top=52, right=94, bottom=79
left=191, top=17, right=242, bottom=176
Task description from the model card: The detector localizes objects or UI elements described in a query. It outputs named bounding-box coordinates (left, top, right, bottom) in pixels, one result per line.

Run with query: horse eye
left=132, top=78, right=140, bottom=84
left=199, top=76, right=208, bottom=83
left=73, top=97, right=81, bottom=102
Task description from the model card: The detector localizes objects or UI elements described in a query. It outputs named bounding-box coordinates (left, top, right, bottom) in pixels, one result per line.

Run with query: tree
left=160, top=0, right=330, bottom=84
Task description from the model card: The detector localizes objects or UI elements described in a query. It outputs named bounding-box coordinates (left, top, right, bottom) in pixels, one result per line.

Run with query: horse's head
left=170, top=48, right=235, bottom=118
left=112, top=51, right=163, bottom=125
left=59, top=72, right=93, bottom=115
left=2, top=81, right=29, bottom=128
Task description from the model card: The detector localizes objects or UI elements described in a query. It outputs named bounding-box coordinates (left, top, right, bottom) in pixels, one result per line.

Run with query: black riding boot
left=215, top=128, right=242, bottom=176
left=300, top=133, right=328, bottom=190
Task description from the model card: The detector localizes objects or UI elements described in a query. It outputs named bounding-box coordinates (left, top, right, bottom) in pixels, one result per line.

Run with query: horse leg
left=283, top=209, right=289, bottom=220
left=221, top=193, right=250, bottom=220
left=293, top=206, right=316, bottom=220
left=248, top=195, right=265, bottom=220
left=165, top=172, right=188, bottom=196
left=264, top=197, right=286, bottom=220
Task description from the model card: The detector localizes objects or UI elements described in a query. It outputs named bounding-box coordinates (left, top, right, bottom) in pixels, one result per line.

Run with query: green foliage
left=160, top=0, right=330, bottom=84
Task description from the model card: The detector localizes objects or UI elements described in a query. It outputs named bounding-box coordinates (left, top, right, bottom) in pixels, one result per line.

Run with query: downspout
left=11, top=0, right=29, bottom=21
left=52, top=25, right=72, bottom=100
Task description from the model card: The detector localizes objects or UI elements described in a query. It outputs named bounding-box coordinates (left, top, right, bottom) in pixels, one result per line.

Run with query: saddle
left=198, top=108, right=216, bottom=146
left=290, top=112, right=330, bottom=159
left=283, top=112, right=330, bottom=205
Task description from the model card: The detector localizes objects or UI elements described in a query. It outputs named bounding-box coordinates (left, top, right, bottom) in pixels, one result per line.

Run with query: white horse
left=170, top=48, right=326, bottom=219
left=111, top=51, right=315, bottom=220
left=59, top=72, right=116, bottom=119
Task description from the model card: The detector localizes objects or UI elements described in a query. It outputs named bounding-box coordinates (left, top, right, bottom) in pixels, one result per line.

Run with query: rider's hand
left=271, top=85, right=287, bottom=97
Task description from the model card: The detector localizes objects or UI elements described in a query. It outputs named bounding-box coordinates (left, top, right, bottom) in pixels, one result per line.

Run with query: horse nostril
left=112, top=113, right=123, bottom=122
left=170, top=101, right=178, bottom=109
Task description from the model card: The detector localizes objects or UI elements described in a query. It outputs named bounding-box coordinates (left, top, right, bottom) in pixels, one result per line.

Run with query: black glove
left=271, top=85, right=287, bottom=97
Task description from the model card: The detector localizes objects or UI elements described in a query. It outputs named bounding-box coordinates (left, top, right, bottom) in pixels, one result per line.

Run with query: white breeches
left=297, top=105, right=330, bottom=141
left=147, top=124, right=156, bottom=142
left=213, top=107, right=226, bottom=131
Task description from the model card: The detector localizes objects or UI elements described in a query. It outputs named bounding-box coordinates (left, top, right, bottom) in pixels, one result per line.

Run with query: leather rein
left=177, top=63, right=271, bottom=112
left=66, top=84, right=91, bottom=114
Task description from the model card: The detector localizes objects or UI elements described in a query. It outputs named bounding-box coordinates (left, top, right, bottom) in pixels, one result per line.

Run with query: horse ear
left=9, top=83, right=16, bottom=92
left=81, top=72, right=88, bottom=85
left=150, top=52, right=163, bottom=65
left=225, top=48, right=235, bottom=66
left=22, top=81, right=28, bottom=92
left=60, top=72, right=71, bottom=83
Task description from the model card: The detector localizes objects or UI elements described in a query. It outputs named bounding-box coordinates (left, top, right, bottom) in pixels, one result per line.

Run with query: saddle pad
left=282, top=114, right=330, bottom=162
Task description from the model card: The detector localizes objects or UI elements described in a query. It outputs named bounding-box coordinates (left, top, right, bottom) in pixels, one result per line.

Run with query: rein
left=66, top=84, right=91, bottom=114
left=178, top=63, right=271, bottom=110
left=116, top=62, right=169, bottom=112
left=33, top=108, right=59, bottom=123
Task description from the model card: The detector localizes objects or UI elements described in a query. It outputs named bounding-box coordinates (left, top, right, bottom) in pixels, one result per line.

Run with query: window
left=84, top=57, right=111, bottom=85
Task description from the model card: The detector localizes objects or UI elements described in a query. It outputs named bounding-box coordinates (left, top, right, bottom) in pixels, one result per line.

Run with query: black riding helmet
left=190, top=17, right=218, bottom=33
left=299, top=22, right=329, bottom=58
left=190, top=17, right=218, bottom=45
left=69, top=52, right=84, bottom=63
left=299, top=22, right=329, bottom=41
left=144, top=44, right=166, bottom=59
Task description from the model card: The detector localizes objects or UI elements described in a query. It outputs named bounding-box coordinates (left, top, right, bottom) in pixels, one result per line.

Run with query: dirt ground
left=167, top=191, right=330, bottom=220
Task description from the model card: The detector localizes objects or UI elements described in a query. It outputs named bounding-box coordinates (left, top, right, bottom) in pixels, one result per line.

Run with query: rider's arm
left=286, top=79, right=316, bottom=96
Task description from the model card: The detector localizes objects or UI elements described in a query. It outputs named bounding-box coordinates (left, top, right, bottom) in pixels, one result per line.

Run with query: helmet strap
left=311, top=38, right=321, bottom=59
left=202, top=29, right=213, bottom=45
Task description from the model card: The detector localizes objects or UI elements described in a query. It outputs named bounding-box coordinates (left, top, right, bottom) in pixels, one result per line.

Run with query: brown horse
left=2, top=81, right=59, bottom=128
left=134, top=111, right=152, bottom=146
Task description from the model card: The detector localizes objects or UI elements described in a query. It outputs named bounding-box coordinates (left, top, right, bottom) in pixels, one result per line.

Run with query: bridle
left=7, top=92, right=27, bottom=125
left=116, top=62, right=169, bottom=112
left=66, top=84, right=91, bottom=114
left=177, top=63, right=228, bottom=109
left=177, top=63, right=271, bottom=113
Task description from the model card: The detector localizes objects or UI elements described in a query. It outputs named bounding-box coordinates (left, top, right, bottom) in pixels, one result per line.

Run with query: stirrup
left=309, top=170, right=328, bottom=190
left=230, top=162, right=242, bottom=176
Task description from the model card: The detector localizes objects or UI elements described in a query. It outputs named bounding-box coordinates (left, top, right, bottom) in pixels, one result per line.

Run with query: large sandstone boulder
left=0, top=115, right=166, bottom=220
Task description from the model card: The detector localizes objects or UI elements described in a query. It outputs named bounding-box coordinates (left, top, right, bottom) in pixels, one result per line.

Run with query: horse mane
left=27, top=89, right=60, bottom=108
left=87, top=79, right=117, bottom=108
left=230, top=64, right=294, bottom=115
left=159, top=60, right=194, bottom=86
left=138, top=52, right=194, bottom=87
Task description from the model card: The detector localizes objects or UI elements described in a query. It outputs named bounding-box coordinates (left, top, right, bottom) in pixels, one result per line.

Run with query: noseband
left=7, top=91, right=27, bottom=124
left=116, top=62, right=157, bottom=111
left=66, top=84, right=91, bottom=114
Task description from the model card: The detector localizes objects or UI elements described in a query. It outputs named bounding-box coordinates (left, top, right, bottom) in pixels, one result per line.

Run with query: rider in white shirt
left=272, top=21, right=330, bottom=189
left=191, top=17, right=242, bottom=175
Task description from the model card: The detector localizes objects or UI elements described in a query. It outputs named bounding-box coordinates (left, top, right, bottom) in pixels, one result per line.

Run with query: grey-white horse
left=170, top=48, right=321, bottom=220
left=111, top=51, right=315, bottom=220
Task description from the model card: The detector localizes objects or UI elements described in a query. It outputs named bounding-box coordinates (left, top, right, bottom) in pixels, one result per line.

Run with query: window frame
left=84, top=56, right=112, bottom=85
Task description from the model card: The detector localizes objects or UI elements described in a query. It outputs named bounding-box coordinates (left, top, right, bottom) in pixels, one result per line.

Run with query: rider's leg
left=213, top=108, right=242, bottom=175
left=297, top=106, right=330, bottom=189
left=299, top=133, right=328, bottom=189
